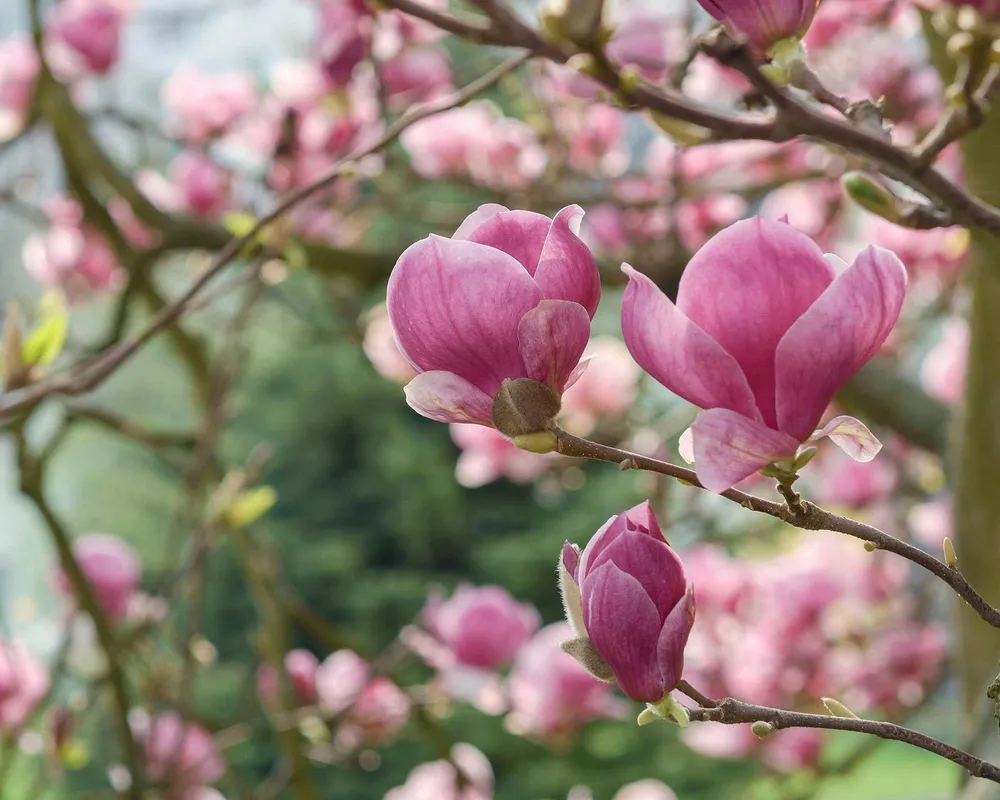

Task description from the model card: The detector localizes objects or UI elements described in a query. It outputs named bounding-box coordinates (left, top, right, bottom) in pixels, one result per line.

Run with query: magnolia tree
left=3, top=0, right=1000, bottom=797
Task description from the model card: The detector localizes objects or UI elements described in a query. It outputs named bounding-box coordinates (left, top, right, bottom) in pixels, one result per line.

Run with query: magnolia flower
left=621, top=217, right=906, bottom=492
left=387, top=203, right=600, bottom=437
left=697, top=0, right=820, bottom=52
left=0, top=639, right=50, bottom=733
left=560, top=502, right=695, bottom=708
left=161, top=67, right=257, bottom=144
left=385, top=743, right=493, bottom=800
left=55, top=533, right=141, bottom=622
left=144, top=712, right=226, bottom=793
left=257, top=649, right=320, bottom=708
left=46, top=0, right=127, bottom=77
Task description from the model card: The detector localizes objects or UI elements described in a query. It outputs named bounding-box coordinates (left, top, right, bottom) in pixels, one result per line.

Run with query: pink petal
left=586, top=530, right=686, bottom=620
left=775, top=245, right=907, bottom=441
left=676, top=218, right=834, bottom=428
left=678, top=427, right=695, bottom=463
left=517, top=299, right=591, bottom=392
left=452, top=202, right=510, bottom=239
left=404, top=371, right=494, bottom=425
left=533, top=205, right=601, bottom=317
left=387, top=235, right=542, bottom=396
left=460, top=208, right=551, bottom=275
left=656, top=586, right=695, bottom=693
left=583, top=562, right=664, bottom=702
left=691, top=408, right=800, bottom=492
left=578, top=515, right=627, bottom=582
left=811, top=414, right=882, bottom=462
left=623, top=500, right=664, bottom=540
left=620, top=264, right=761, bottom=422
left=561, top=541, right=581, bottom=579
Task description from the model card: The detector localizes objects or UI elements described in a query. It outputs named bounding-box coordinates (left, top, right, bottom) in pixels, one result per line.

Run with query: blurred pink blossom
left=612, top=780, right=678, bottom=800
left=380, top=48, right=453, bottom=109
left=0, top=35, right=39, bottom=140
left=0, top=639, right=50, bottom=733
left=167, top=151, right=233, bottom=220
left=450, top=424, right=553, bottom=488
left=335, top=676, right=411, bottom=748
left=560, top=336, right=641, bottom=436
left=144, top=712, right=225, bottom=794
left=854, top=217, right=969, bottom=277
left=810, top=446, right=897, bottom=508
left=506, top=622, right=624, bottom=741
left=552, top=104, right=628, bottom=177
left=908, top=497, right=952, bottom=549
left=363, top=303, right=418, bottom=383
left=313, top=0, right=372, bottom=87
left=257, top=649, right=320, bottom=708
left=760, top=728, right=825, bottom=772
left=46, top=0, right=128, bottom=77
left=162, top=67, right=257, bottom=144
left=55, top=533, right=141, bottom=622
left=23, top=196, right=125, bottom=302
left=921, top=318, right=968, bottom=405
left=384, top=743, right=493, bottom=800
left=315, top=649, right=370, bottom=715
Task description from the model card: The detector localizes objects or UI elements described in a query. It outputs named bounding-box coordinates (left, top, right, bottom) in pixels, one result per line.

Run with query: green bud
left=645, top=112, right=712, bottom=146
left=751, top=721, right=775, bottom=739
left=512, top=431, right=558, bottom=454
left=822, top=697, right=860, bottom=719
left=492, top=378, right=561, bottom=439
left=943, top=537, right=958, bottom=568
left=842, top=172, right=901, bottom=224
left=638, top=694, right=690, bottom=728
left=863, top=541, right=878, bottom=552
left=793, top=447, right=818, bottom=470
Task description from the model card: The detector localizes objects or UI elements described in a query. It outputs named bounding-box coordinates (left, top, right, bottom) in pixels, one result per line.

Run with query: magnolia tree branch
left=382, top=0, right=1000, bottom=236
left=0, top=52, right=529, bottom=423
left=552, top=428, right=1000, bottom=629
left=674, top=682, right=1000, bottom=784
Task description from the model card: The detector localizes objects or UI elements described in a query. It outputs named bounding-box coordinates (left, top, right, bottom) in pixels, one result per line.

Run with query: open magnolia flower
left=387, top=203, right=600, bottom=441
left=621, top=217, right=906, bottom=493
left=697, top=0, right=820, bottom=52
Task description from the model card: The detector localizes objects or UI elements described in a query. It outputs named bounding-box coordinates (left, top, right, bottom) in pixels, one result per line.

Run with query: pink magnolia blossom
left=313, top=0, right=372, bottom=87
left=422, top=585, right=540, bottom=670
left=315, top=649, right=370, bottom=715
left=856, top=216, right=968, bottom=277
left=168, top=152, right=232, bottom=220
left=23, top=197, right=125, bottom=302
left=450, top=424, right=554, bottom=487
left=387, top=203, right=600, bottom=427
left=612, top=780, right=678, bottom=800
left=385, top=743, right=493, bottom=800
left=908, top=497, right=952, bottom=549
left=257, top=649, right=320, bottom=708
left=760, top=728, right=825, bottom=772
left=921, top=318, right=967, bottom=405
left=0, top=35, right=39, bottom=140
left=505, top=622, right=623, bottom=740
left=697, top=0, right=820, bottom=51
left=380, top=47, right=453, bottom=109
left=162, top=68, right=257, bottom=144
left=810, top=446, right=897, bottom=508
left=46, top=0, right=127, bottom=77
left=363, top=303, right=419, bottom=383
left=335, top=677, right=411, bottom=748
left=553, top=103, right=628, bottom=178
left=560, top=336, right=641, bottom=435
left=621, top=217, right=907, bottom=492
left=55, top=533, right=141, bottom=622
left=144, top=712, right=225, bottom=793
left=560, top=502, right=695, bottom=703
left=0, top=639, right=50, bottom=733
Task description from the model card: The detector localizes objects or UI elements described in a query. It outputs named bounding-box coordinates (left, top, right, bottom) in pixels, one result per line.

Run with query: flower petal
left=676, top=218, right=835, bottom=428
left=559, top=543, right=585, bottom=637
left=656, top=585, right=695, bottom=694
left=811, top=414, right=882, bottom=462
left=453, top=203, right=510, bottom=240
left=459, top=208, right=551, bottom=274
left=517, top=299, right=591, bottom=392
left=587, top=530, right=686, bottom=620
left=678, top=427, right=695, bottom=464
left=404, top=371, right=494, bottom=425
left=583, top=563, right=664, bottom=702
left=775, top=245, right=907, bottom=441
left=387, top=235, right=543, bottom=396
left=533, top=205, right=601, bottom=317
left=578, top=515, right=625, bottom=582
left=621, top=264, right=761, bottom=421
left=691, top=408, right=800, bottom=492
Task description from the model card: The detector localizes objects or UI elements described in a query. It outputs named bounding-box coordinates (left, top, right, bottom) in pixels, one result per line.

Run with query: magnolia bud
left=943, top=537, right=958, bottom=568
left=492, top=378, right=561, bottom=440
left=842, top=172, right=901, bottom=224
left=751, top=721, right=775, bottom=739
left=822, top=697, right=859, bottom=719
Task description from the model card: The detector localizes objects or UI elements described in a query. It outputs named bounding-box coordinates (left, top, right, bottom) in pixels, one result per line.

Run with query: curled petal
left=533, top=205, right=601, bottom=317
left=584, top=563, right=664, bottom=702
left=387, top=235, right=542, bottom=396
left=404, top=371, right=494, bottom=425
left=453, top=203, right=510, bottom=240
left=517, top=299, right=591, bottom=392
left=621, top=264, right=761, bottom=421
left=676, top=217, right=834, bottom=427
left=460, top=208, right=551, bottom=274
left=691, top=408, right=800, bottom=492
left=678, top=427, right=695, bottom=464
left=775, top=246, right=907, bottom=441
left=587, top=530, right=686, bottom=620
left=656, top=586, right=695, bottom=694
left=811, top=415, right=882, bottom=462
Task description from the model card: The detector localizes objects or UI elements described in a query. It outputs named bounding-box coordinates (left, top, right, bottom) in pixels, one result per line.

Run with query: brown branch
left=552, top=427, right=1000, bottom=630
left=0, top=53, right=529, bottom=421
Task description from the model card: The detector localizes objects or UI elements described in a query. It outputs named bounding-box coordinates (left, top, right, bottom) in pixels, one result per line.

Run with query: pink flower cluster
left=45, top=0, right=130, bottom=79
left=681, top=536, right=947, bottom=771
left=0, top=639, right=50, bottom=735
left=54, top=532, right=142, bottom=622
left=141, top=712, right=226, bottom=797
left=0, top=35, right=39, bottom=140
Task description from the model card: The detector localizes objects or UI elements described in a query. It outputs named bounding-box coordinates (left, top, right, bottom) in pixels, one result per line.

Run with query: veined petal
left=691, top=408, right=800, bottom=492
left=453, top=203, right=510, bottom=240
left=587, top=531, right=686, bottom=620
left=517, top=300, right=591, bottom=392
left=584, top=563, right=664, bottom=702
left=775, top=245, right=907, bottom=441
left=811, top=415, right=882, bottom=462
left=578, top=515, right=626, bottom=583
left=387, top=235, right=543, bottom=396
left=621, top=264, right=762, bottom=421
left=460, top=208, right=551, bottom=274
left=656, top=585, right=695, bottom=694
left=533, top=205, right=601, bottom=317
left=404, top=371, right=494, bottom=425
left=676, top=218, right=834, bottom=427
left=623, top=500, right=664, bottom=541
